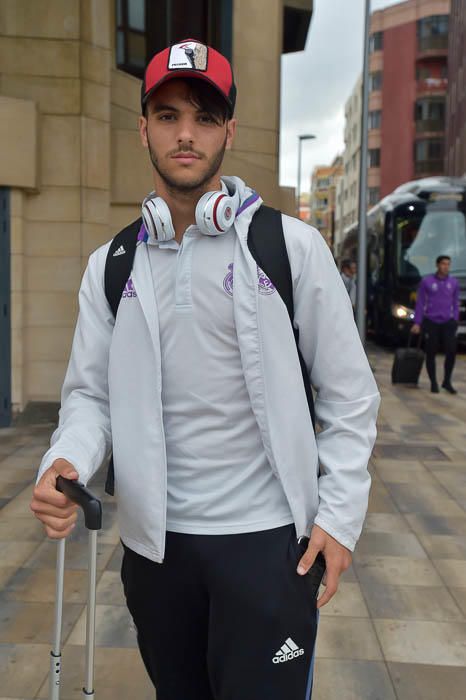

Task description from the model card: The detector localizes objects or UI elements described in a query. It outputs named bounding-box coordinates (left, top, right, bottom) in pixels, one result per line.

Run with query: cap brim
left=142, top=71, right=234, bottom=117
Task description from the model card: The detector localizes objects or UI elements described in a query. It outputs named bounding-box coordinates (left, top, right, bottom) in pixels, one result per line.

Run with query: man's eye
left=198, top=114, right=216, bottom=124
left=159, top=114, right=176, bottom=121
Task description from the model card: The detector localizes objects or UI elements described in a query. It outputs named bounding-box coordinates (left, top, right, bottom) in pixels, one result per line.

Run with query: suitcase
left=391, top=334, right=424, bottom=385
left=49, top=477, right=102, bottom=699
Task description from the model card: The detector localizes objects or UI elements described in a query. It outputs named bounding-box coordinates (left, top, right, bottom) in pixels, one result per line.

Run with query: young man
left=411, top=255, right=460, bottom=394
left=31, top=40, right=380, bottom=699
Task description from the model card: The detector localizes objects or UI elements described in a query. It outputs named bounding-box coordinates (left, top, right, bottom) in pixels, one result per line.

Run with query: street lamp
left=356, top=0, right=371, bottom=344
left=297, top=134, right=316, bottom=217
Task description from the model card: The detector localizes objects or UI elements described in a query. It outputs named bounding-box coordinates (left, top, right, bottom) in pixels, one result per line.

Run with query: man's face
left=437, top=258, right=450, bottom=276
left=350, top=262, right=357, bottom=277
left=139, top=80, right=236, bottom=193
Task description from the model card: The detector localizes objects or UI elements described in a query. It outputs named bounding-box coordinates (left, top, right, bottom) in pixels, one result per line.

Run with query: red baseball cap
left=141, top=39, right=236, bottom=117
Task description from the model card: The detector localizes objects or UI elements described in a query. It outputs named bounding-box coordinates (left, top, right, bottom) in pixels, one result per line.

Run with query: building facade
left=369, top=0, right=450, bottom=198
left=445, top=0, right=466, bottom=176
left=0, top=0, right=313, bottom=421
left=309, top=156, right=343, bottom=249
left=333, top=77, right=362, bottom=256
left=333, top=0, right=450, bottom=259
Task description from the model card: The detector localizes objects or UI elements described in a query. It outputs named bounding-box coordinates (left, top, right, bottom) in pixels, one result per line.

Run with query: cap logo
left=168, top=41, right=208, bottom=71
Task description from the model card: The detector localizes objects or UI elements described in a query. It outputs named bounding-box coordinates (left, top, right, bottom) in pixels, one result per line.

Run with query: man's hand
left=410, top=324, right=421, bottom=334
left=30, top=458, right=79, bottom=539
left=296, top=524, right=352, bottom=609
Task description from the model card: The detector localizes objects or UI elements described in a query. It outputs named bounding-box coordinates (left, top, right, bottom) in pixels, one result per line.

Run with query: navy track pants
left=121, top=524, right=319, bottom=700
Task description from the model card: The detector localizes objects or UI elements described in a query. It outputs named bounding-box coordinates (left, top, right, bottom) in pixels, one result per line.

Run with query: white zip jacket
left=37, top=177, right=380, bottom=562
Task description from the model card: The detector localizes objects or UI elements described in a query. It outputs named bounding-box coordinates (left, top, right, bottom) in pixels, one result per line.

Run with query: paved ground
left=1, top=344, right=466, bottom=699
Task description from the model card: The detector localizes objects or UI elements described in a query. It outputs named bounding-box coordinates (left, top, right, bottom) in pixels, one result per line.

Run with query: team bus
left=340, top=176, right=466, bottom=344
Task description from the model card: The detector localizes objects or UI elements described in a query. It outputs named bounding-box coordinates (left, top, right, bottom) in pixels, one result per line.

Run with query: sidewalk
left=1, top=345, right=465, bottom=699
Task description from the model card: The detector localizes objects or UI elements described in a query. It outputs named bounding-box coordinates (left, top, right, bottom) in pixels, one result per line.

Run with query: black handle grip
left=56, top=476, right=102, bottom=531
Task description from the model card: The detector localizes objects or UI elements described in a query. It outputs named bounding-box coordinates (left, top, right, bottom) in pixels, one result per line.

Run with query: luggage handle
left=56, top=476, right=102, bottom=530
left=50, top=479, right=102, bottom=699
left=407, top=330, right=422, bottom=349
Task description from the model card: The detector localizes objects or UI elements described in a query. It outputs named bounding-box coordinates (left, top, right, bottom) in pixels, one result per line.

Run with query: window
left=417, top=15, right=449, bottom=51
left=417, top=65, right=431, bottom=81
left=414, top=138, right=444, bottom=174
left=351, top=153, right=357, bottom=171
left=368, top=148, right=381, bottom=167
left=369, top=31, right=383, bottom=53
left=116, top=0, right=232, bottom=79
left=415, top=98, right=445, bottom=133
left=368, top=187, right=380, bottom=205
left=317, top=178, right=330, bottom=188
left=368, top=110, right=381, bottom=129
left=418, top=15, right=449, bottom=38
left=369, top=71, right=383, bottom=92
left=396, top=208, right=466, bottom=278
left=415, top=138, right=444, bottom=161
left=352, top=124, right=357, bottom=142
left=415, top=98, right=445, bottom=121
left=116, top=0, right=146, bottom=74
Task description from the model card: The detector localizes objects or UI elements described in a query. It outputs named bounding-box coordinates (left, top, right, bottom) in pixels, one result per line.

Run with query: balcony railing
left=415, top=159, right=444, bottom=175
left=417, top=77, right=448, bottom=93
left=418, top=35, right=448, bottom=52
left=416, top=118, right=445, bottom=133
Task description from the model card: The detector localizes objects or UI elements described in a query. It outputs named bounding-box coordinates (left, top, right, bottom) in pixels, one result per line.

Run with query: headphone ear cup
left=142, top=195, right=175, bottom=242
left=196, top=191, right=237, bottom=236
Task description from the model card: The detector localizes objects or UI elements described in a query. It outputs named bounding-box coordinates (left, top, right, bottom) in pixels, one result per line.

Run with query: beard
left=147, top=135, right=227, bottom=195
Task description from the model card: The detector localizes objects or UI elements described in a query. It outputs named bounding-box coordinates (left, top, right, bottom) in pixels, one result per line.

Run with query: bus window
left=396, top=208, right=466, bottom=278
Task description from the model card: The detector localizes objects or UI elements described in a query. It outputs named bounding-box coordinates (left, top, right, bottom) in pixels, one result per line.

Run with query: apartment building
left=445, top=0, right=466, bottom=176
left=333, top=77, right=362, bottom=255
left=309, top=156, right=343, bottom=248
left=334, top=0, right=450, bottom=257
left=369, top=0, right=450, bottom=198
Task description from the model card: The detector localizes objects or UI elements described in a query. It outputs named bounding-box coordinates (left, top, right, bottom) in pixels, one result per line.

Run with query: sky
left=279, top=0, right=405, bottom=193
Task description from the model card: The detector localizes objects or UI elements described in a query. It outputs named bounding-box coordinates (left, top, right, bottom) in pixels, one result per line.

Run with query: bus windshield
left=396, top=207, right=466, bottom=279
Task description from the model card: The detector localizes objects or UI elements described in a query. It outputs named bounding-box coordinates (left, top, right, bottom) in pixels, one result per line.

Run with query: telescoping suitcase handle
left=56, top=477, right=102, bottom=530
left=407, top=331, right=422, bottom=349
left=49, top=477, right=102, bottom=700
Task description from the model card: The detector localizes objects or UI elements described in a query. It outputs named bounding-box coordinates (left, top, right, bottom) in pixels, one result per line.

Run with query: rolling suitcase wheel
left=49, top=477, right=102, bottom=699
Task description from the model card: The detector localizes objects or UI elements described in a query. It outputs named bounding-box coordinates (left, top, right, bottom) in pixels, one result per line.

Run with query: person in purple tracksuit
left=411, top=255, right=460, bottom=394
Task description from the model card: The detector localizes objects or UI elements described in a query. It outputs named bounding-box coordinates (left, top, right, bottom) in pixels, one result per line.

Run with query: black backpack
left=103, top=205, right=315, bottom=495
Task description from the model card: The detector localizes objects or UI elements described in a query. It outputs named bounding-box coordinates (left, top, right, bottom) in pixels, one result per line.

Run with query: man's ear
left=139, top=115, right=148, bottom=148
left=225, top=118, right=237, bottom=151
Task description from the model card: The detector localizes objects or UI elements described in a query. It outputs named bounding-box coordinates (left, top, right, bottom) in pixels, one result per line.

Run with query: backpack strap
left=104, top=217, right=142, bottom=318
left=247, top=205, right=315, bottom=430
left=103, top=217, right=141, bottom=496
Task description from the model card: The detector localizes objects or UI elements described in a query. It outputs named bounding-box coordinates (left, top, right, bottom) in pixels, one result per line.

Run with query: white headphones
left=142, top=187, right=240, bottom=242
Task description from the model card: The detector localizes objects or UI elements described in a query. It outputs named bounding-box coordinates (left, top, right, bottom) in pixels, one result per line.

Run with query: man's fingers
left=33, top=473, right=79, bottom=509
left=45, top=522, right=77, bottom=540
left=30, top=499, right=78, bottom=519
left=38, top=511, right=78, bottom=533
left=297, top=542, right=320, bottom=575
left=316, top=567, right=339, bottom=608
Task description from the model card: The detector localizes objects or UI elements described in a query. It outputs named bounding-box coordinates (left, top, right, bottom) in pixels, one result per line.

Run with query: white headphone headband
left=142, top=187, right=239, bottom=241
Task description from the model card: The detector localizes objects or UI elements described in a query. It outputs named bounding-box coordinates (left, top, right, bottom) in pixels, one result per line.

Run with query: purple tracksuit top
left=414, top=274, right=460, bottom=325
